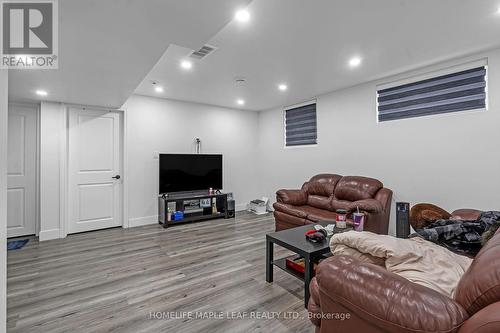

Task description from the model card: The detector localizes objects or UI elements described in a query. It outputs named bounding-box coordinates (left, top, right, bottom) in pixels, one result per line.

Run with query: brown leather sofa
left=273, top=174, right=392, bottom=234
left=308, top=216, right=500, bottom=333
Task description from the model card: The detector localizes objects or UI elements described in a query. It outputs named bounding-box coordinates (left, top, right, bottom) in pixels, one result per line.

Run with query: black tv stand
left=158, top=192, right=230, bottom=228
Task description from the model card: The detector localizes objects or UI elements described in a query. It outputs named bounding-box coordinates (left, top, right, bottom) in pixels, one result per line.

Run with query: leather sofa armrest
left=314, top=255, right=469, bottom=332
left=308, top=277, right=322, bottom=328
left=348, top=199, right=383, bottom=213
left=458, top=302, right=500, bottom=333
left=374, top=188, right=392, bottom=212
left=276, top=189, right=307, bottom=205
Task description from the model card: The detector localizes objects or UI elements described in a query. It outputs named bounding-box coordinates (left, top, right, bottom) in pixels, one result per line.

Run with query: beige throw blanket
left=330, top=231, right=472, bottom=297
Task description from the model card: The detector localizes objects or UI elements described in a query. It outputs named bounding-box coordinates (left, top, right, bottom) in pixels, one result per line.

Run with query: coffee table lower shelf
left=272, top=256, right=305, bottom=282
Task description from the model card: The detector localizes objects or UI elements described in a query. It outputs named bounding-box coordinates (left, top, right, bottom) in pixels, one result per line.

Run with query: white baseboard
left=235, top=203, right=247, bottom=211
left=39, top=229, right=60, bottom=241
left=128, top=215, right=158, bottom=228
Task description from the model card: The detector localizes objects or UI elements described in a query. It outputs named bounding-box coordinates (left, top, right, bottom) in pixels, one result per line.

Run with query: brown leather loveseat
left=308, top=226, right=500, bottom=333
left=273, top=174, right=392, bottom=234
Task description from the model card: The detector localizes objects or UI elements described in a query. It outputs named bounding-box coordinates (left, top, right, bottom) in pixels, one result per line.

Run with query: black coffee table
left=266, top=222, right=353, bottom=308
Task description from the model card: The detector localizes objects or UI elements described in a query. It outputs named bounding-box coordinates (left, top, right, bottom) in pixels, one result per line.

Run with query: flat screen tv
left=159, top=154, right=223, bottom=194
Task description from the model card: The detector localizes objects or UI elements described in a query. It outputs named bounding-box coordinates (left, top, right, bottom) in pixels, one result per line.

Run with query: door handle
left=112, top=175, right=121, bottom=180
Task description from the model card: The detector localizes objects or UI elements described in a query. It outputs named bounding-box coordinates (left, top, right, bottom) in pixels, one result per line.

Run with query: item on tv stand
left=158, top=197, right=166, bottom=224
left=335, top=209, right=347, bottom=228
left=211, top=198, right=217, bottom=214
left=227, top=199, right=235, bottom=218
left=173, top=211, right=184, bottom=221
left=396, top=202, right=410, bottom=238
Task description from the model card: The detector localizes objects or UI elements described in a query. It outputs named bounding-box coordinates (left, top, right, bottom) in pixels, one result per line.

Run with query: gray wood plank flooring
left=7, top=212, right=313, bottom=333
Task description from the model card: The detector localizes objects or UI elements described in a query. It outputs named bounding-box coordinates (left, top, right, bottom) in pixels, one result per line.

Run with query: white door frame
left=7, top=102, right=40, bottom=237
left=62, top=105, right=127, bottom=237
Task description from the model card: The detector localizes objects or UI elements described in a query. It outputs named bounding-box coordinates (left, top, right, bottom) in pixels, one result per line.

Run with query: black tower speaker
left=396, top=202, right=410, bottom=238
left=226, top=199, right=235, bottom=218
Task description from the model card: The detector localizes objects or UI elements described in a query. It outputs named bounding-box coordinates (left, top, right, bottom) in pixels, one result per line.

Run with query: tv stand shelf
left=158, top=192, right=230, bottom=228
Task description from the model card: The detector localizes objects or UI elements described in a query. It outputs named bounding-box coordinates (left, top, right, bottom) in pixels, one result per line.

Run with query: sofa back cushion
left=307, top=195, right=332, bottom=210
left=303, top=174, right=342, bottom=197
left=455, top=230, right=500, bottom=315
left=334, top=176, right=383, bottom=202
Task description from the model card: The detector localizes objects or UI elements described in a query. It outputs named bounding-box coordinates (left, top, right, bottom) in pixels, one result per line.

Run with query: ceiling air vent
left=189, top=44, right=217, bottom=60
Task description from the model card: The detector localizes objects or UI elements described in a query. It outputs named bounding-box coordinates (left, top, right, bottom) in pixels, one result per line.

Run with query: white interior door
left=7, top=105, right=37, bottom=237
left=68, top=108, right=122, bottom=234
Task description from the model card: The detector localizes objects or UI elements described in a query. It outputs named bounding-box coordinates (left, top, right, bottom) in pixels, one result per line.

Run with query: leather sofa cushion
left=303, top=174, right=342, bottom=197
left=307, top=195, right=332, bottom=210
left=300, top=206, right=337, bottom=222
left=304, top=181, right=333, bottom=197
left=273, top=202, right=307, bottom=218
left=455, top=231, right=500, bottom=315
left=334, top=176, right=383, bottom=202
left=274, top=211, right=306, bottom=231
left=331, top=199, right=352, bottom=212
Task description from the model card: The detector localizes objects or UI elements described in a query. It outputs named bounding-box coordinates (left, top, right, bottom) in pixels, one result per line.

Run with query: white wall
left=39, top=102, right=66, bottom=241
left=34, top=48, right=500, bottom=238
left=0, top=69, right=8, bottom=333
left=258, top=49, right=500, bottom=235
left=122, top=95, right=260, bottom=226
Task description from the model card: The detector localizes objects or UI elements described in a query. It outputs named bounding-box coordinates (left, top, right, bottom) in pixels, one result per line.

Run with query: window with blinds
left=377, top=66, right=487, bottom=122
left=284, top=103, right=317, bottom=147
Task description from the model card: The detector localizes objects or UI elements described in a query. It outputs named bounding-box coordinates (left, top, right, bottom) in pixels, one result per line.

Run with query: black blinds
left=285, top=103, right=317, bottom=146
left=377, top=66, right=487, bottom=122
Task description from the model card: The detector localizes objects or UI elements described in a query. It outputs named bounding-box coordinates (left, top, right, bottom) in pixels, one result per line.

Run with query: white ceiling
left=8, top=0, right=252, bottom=108
left=135, top=0, right=500, bottom=111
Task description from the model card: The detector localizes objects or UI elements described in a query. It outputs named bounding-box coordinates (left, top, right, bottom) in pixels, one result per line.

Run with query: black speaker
left=396, top=202, right=410, bottom=238
left=226, top=199, right=235, bottom=218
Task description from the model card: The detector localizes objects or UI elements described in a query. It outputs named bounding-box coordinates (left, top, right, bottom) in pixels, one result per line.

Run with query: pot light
left=180, top=60, right=192, bottom=70
left=278, top=84, right=288, bottom=91
left=236, top=99, right=245, bottom=106
left=35, top=90, right=48, bottom=96
left=154, top=86, right=164, bottom=93
left=348, top=56, right=362, bottom=68
left=235, top=9, right=250, bottom=23
left=497, top=7, right=500, bottom=14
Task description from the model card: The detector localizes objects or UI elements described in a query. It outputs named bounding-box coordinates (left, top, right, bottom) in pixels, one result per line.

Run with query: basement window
left=284, top=102, right=317, bottom=147
left=377, top=63, right=487, bottom=122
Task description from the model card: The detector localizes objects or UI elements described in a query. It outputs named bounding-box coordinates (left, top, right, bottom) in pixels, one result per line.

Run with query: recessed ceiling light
left=278, top=84, right=288, bottom=91
left=497, top=7, right=500, bottom=14
left=180, top=60, right=192, bottom=70
left=235, top=9, right=250, bottom=23
left=154, top=86, right=164, bottom=93
left=35, top=90, right=48, bottom=96
left=236, top=99, right=245, bottom=106
left=348, top=56, right=362, bottom=68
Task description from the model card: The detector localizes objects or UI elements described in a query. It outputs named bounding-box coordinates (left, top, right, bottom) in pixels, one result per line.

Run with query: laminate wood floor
left=7, top=212, right=313, bottom=333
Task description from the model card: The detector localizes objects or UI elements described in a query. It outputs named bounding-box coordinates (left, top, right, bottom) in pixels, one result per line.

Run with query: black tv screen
left=159, top=154, right=223, bottom=194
